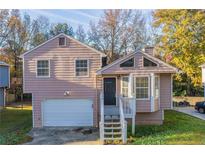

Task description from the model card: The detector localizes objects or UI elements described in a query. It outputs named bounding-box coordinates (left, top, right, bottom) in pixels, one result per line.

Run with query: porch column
left=129, top=73, right=135, bottom=135
left=150, top=73, right=155, bottom=112
left=128, top=73, right=133, bottom=97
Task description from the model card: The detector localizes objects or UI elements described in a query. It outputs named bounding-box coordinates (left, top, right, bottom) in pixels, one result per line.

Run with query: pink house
left=21, top=33, right=178, bottom=143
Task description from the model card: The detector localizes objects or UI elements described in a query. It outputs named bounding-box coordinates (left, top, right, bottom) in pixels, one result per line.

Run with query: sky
left=21, top=9, right=153, bottom=31
left=21, top=10, right=104, bottom=31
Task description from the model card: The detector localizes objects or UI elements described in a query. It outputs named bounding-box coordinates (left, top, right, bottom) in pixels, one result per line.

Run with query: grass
left=0, top=106, right=32, bottom=145
left=128, top=110, right=205, bottom=145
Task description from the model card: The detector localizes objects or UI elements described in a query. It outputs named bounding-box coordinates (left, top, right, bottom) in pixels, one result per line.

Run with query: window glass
left=75, top=60, right=88, bottom=76
left=136, top=77, right=149, bottom=99
left=121, top=76, right=129, bottom=97
left=154, top=76, right=159, bottom=99
left=143, top=58, right=157, bottom=67
left=59, top=37, right=66, bottom=46
left=37, top=60, right=49, bottom=77
left=120, top=58, right=134, bottom=67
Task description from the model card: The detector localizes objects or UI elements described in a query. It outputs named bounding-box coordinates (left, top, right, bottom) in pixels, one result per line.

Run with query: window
left=143, top=57, right=157, bottom=67
left=120, top=58, right=134, bottom=67
left=121, top=76, right=129, bottom=97
left=135, top=77, right=149, bottom=99
left=37, top=60, right=50, bottom=77
left=154, top=76, right=159, bottom=99
left=75, top=59, right=89, bottom=77
left=59, top=37, right=66, bottom=46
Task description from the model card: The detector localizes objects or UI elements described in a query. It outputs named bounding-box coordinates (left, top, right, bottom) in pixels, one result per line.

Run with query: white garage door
left=42, top=99, right=93, bottom=126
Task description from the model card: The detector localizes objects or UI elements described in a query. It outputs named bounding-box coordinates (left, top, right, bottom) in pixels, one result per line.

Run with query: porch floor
left=104, top=105, right=119, bottom=116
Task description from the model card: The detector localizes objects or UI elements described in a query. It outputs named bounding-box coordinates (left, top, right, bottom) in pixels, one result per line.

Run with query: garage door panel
left=42, top=99, right=93, bottom=126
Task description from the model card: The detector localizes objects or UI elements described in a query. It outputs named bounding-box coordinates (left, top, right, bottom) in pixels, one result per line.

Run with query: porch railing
left=119, top=97, right=127, bottom=144
left=119, top=96, right=136, bottom=118
left=119, top=96, right=136, bottom=135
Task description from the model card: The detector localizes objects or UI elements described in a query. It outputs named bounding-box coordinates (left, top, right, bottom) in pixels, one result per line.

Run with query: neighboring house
left=200, top=64, right=205, bottom=99
left=0, top=61, right=10, bottom=109
left=21, top=33, right=178, bottom=143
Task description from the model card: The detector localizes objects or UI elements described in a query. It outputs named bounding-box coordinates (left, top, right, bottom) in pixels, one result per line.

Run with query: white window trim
left=134, top=76, right=150, bottom=100
left=120, top=76, right=129, bottom=97
left=36, top=59, right=50, bottom=78
left=75, top=59, right=89, bottom=77
left=58, top=37, right=67, bottom=47
left=142, top=56, right=159, bottom=67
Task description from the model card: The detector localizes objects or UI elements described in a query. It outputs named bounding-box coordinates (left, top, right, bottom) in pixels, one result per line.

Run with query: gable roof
left=96, top=50, right=178, bottom=75
left=20, top=33, right=106, bottom=58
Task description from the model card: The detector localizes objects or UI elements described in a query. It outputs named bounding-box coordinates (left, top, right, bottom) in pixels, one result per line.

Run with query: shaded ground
left=174, top=107, right=205, bottom=120
left=128, top=110, right=205, bottom=145
left=25, top=127, right=101, bottom=145
left=0, top=106, right=32, bottom=145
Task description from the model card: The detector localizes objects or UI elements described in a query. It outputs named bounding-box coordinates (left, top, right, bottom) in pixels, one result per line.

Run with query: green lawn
left=128, top=110, right=205, bottom=145
left=0, top=106, right=32, bottom=145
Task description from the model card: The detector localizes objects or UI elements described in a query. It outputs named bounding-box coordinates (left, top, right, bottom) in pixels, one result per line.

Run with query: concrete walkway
left=174, top=107, right=205, bottom=120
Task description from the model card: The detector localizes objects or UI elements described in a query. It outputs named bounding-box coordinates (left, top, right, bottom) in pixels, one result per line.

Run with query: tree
left=49, top=23, right=74, bottom=37
left=88, top=9, right=147, bottom=63
left=0, top=10, right=11, bottom=47
left=153, top=9, right=205, bottom=95
left=75, top=24, right=86, bottom=43
left=30, top=16, right=50, bottom=47
left=4, top=9, right=29, bottom=100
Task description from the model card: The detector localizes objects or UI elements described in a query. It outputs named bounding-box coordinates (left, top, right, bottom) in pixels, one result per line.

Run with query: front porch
left=99, top=73, right=160, bottom=144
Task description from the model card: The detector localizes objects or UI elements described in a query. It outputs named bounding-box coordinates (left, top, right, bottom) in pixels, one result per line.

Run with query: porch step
left=104, top=115, right=120, bottom=120
left=104, top=138, right=122, bottom=141
left=104, top=127, right=121, bottom=130
left=104, top=122, right=121, bottom=125
left=104, top=132, right=122, bottom=135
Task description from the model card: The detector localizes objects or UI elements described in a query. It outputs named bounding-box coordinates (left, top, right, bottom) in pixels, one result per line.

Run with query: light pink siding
left=160, top=74, right=172, bottom=109
left=135, top=110, right=163, bottom=125
left=23, top=34, right=174, bottom=127
left=23, top=34, right=102, bottom=127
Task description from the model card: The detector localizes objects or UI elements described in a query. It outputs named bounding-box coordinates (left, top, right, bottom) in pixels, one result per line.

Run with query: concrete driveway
left=174, top=107, right=205, bottom=120
left=25, top=127, right=102, bottom=145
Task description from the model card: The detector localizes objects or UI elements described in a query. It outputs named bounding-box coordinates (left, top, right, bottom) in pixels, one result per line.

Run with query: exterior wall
left=135, top=110, right=163, bottom=125
left=23, top=34, right=102, bottom=127
left=160, top=74, right=172, bottom=109
left=0, top=65, right=9, bottom=87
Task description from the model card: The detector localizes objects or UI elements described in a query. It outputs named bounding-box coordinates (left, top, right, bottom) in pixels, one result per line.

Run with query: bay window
left=154, top=76, right=160, bottom=99
left=121, top=76, right=129, bottom=97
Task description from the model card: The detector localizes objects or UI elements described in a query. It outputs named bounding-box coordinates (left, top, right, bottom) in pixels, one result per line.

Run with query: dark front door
left=104, top=78, right=116, bottom=105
